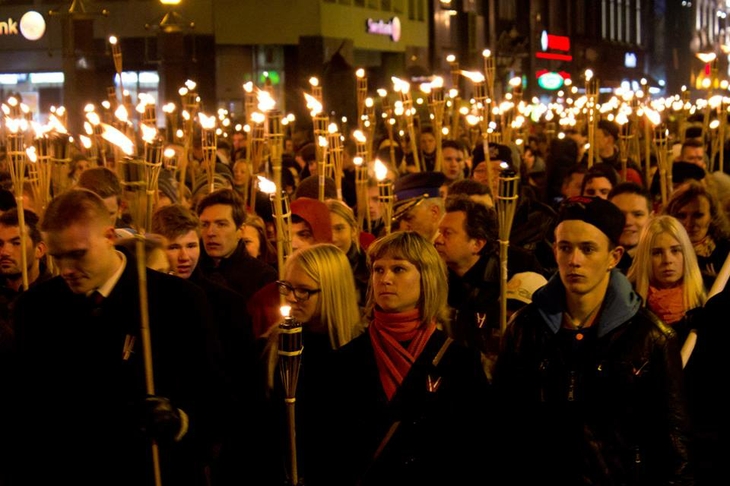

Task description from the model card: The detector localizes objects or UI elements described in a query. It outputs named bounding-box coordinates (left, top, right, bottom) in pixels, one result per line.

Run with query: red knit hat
left=290, top=197, right=333, bottom=243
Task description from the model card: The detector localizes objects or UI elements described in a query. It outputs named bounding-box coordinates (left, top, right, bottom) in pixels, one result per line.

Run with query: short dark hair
left=447, top=178, right=492, bottom=198
left=77, top=167, right=123, bottom=200
left=442, top=139, right=465, bottom=153
left=581, top=163, right=618, bottom=194
left=195, top=188, right=247, bottom=228
left=608, top=181, right=652, bottom=211
left=681, top=138, right=704, bottom=153
left=41, top=189, right=110, bottom=233
left=151, top=204, right=200, bottom=240
left=444, top=195, right=498, bottom=256
left=0, top=208, right=42, bottom=245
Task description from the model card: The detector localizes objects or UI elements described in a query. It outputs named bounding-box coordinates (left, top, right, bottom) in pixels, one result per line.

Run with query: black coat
left=329, top=328, right=495, bottom=485
left=494, top=305, right=693, bottom=485
left=9, top=257, right=227, bottom=486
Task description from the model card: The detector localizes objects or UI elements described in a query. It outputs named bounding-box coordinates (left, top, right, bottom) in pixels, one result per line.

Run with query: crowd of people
left=0, top=112, right=727, bottom=485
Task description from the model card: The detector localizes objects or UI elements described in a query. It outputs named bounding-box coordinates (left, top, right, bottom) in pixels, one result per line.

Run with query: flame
left=328, top=123, right=338, bottom=134
left=482, top=49, right=491, bottom=58
left=309, top=77, right=319, bottom=87
left=140, top=124, right=158, bottom=144
left=460, top=70, right=485, bottom=83
left=353, top=130, right=366, bottom=143
left=356, top=68, right=365, bottom=79
left=100, top=123, right=135, bottom=155
left=26, top=146, right=37, bottom=163
left=303, top=93, right=322, bottom=116
left=353, top=156, right=363, bottom=166
left=162, top=103, right=176, bottom=114
left=164, top=147, right=176, bottom=158
left=281, top=305, right=291, bottom=318
left=251, top=112, right=265, bottom=124
left=79, top=135, right=92, bottom=149
left=114, top=105, right=128, bottom=123
left=243, top=81, right=253, bottom=93
left=185, top=80, right=197, bottom=91
left=374, top=159, right=388, bottom=181
left=391, top=76, right=410, bottom=94
left=644, top=108, right=661, bottom=126
left=432, top=76, right=444, bottom=88
left=257, top=90, right=276, bottom=112
left=198, top=113, right=216, bottom=130
left=257, top=176, right=276, bottom=194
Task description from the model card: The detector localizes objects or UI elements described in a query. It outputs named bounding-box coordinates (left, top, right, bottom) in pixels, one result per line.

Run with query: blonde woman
left=260, top=243, right=364, bottom=484
left=627, top=215, right=706, bottom=365
left=325, top=198, right=372, bottom=305
left=329, top=231, right=493, bottom=485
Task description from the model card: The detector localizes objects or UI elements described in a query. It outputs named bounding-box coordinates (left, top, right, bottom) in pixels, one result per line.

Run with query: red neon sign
left=536, top=52, right=573, bottom=61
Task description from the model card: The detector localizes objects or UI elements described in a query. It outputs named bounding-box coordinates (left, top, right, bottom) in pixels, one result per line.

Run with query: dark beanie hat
left=557, top=196, right=626, bottom=246
left=597, top=119, right=620, bottom=140
left=294, top=175, right=337, bottom=200
left=672, top=161, right=706, bottom=184
left=291, top=197, right=333, bottom=243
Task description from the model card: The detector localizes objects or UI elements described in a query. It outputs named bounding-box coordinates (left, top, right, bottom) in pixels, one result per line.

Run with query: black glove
left=136, top=395, right=188, bottom=444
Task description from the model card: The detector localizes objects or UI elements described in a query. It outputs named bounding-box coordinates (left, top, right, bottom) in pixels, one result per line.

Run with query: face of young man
left=554, top=220, right=622, bottom=299
left=0, top=225, right=44, bottom=280
left=419, top=132, right=437, bottom=155
left=442, top=147, right=466, bottom=181
left=434, top=210, right=483, bottom=275
left=562, top=173, right=584, bottom=199
left=291, top=221, right=316, bottom=252
left=582, top=176, right=613, bottom=199
left=44, top=220, right=119, bottom=295
left=199, top=204, right=241, bottom=263
left=681, top=146, right=705, bottom=169
left=610, top=193, right=652, bottom=252
left=162, top=230, right=200, bottom=279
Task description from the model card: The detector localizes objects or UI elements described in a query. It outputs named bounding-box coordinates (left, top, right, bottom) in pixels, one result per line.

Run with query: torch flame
left=141, top=124, right=158, bottom=144
left=353, top=130, right=366, bottom=143
left=79, top=135, right=92, bottom=149
left=257, top=176, right=276, bottom=194
left=460, top=70, right=486, bottom=83
left=374, top=159, right=388, bottom=181
left=303, top=93, right=322, bottom=116
left=257, top=90, right=276, bottom=112
left=198, top=113, right=216, bottom=130
left=281, top=305, right=291, bottom=318
left=100, top=123, right=135, bottom=156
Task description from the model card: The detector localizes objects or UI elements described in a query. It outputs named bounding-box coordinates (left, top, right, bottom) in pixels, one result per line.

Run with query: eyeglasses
left=276, top=280, right=321, bottom=302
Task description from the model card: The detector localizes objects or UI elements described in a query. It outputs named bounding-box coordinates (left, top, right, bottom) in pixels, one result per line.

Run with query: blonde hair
left=366, top=231, right=449, bottom=327
left=627, top=215, right=706, bottom=311
left=263, top=243, right=364, bottom=393
left=325, top=198, right=361, bottom=252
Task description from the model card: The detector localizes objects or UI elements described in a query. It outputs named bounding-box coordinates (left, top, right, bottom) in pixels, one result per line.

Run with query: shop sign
left=0, top=11, right=46, bottom=41
left=366, top=16, right=401, bottom=42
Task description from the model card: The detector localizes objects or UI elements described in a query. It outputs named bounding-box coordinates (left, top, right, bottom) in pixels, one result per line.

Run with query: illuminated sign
left=0, top=11, right=46, bottom=41
left=537, top=30, right=572, bottom=61
left=366, top=17, right=401, bottom=42
left=624, top=52, right=637, bottom=68
left=536, top=70, right=571, bottom=90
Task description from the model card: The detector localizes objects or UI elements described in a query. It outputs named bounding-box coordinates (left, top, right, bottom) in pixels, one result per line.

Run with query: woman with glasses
left=329, top=231, right=493, bottom=485
left=259, top=243, right=364, bottom=485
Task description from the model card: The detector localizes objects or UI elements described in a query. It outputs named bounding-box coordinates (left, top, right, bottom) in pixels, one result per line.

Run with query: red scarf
left=369, top=308, right=436, bottom=401
left=647, top=284, right=686, bottom=325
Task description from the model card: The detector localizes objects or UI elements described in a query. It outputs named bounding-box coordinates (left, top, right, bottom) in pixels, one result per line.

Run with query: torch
left=6, top=117, right=29, bottom=290
left=327, top=123, right=344, bottom=200
left=179, top=81, right=200, bottom=201
left=377, top=89, right=398, bottom=171
left=198, top=113, right=217, bottom=195
left=392, top=77, right=420, bottom=172
left=483, top=49, right=496, bottom=112
left=29, top=129, right=52, bottom=217
left=141, top=123, right=164, bottom=232
left=375, top=159, right=394, bottom=235
left=497, top=164, right=520, bottom=335
left=278, top=305, right=303, bottom=486
left=446, top=54, right=461, bottom=141
left=585, top=69, right=599, bottom=168
left=654, top=125, right=670, bottom=207
left=461, top=70, right=493, bottom=190
left=424, top=76, right=445, bottom=172
left=616, top=111, right=631, bottom=182
left=304, top=93, right=328, bottom=201
left=101, top=123, right=164, bottom=486
left=353, top=129, right=371, bottom=232
left=109, top=35, right=124, bottom=96
left=260, top=176, right=293, bottom=281
left=356, top=68, right=368, bottom=131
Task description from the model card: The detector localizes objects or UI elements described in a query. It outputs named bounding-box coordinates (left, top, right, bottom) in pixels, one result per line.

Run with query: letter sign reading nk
left=0, top=18, right=18, bottom=36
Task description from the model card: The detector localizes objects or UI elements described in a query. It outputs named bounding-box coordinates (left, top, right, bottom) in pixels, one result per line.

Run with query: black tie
left=90, top=291, right=104, bottom=316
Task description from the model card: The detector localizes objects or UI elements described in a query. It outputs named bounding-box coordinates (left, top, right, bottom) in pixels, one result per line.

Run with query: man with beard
left=0, top=209, right=51, bottom=322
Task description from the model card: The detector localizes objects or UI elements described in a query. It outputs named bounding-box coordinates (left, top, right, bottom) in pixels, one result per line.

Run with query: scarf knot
left=370, top=308, right=436, bottom=401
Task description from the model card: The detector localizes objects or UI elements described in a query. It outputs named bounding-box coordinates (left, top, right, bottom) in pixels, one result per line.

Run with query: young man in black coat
left=9, top=189, right=227, bottom=486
